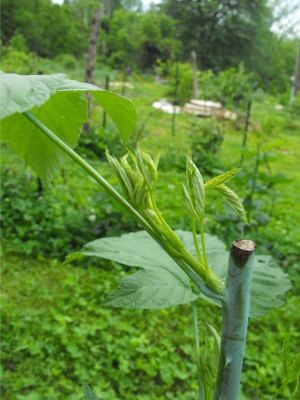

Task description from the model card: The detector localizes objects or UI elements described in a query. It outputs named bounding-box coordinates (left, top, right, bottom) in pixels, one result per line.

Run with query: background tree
left=161, top=0, right=273, bottom=71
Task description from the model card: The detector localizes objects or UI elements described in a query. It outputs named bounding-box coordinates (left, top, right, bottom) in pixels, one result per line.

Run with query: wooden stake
left=191, top=51, right=199, bottom=100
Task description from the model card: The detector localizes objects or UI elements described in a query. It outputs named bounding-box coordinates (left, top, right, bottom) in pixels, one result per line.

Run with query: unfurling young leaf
left=105, top=149, right=135, bottom=203
left=214, top=184, right=248, bottom=224
left=135, top=147, right=156, bottom=191
left=142, top=152, right=158, bottom=188
left=180, top=182, right=199, bottom=220
left=186, top=154, right=205, bottom=220
left=206, top=322, right=221, bottom=360
left=205, top=168, right=240, bottom=190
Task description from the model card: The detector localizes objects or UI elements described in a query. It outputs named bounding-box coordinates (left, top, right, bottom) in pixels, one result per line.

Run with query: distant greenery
left=1, top=0, right=298, bottom=94
left=157, top=60, right=258, bottom=108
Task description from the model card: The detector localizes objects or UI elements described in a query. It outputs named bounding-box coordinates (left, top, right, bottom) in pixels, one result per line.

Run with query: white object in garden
left=152, top=99, right=181, bottom=114
left=191, top=99, right=222, bottom=108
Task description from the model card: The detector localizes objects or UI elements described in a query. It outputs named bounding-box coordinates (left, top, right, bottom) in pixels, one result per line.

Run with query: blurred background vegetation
left=1, top=0, right=300, bottom=399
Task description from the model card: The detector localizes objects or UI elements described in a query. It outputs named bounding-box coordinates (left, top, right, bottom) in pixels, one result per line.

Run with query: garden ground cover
left=1, top=71, right=300, bottom=399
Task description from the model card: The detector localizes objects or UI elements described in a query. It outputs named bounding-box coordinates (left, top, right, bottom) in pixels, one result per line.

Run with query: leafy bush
left=189, top=117, right=224, bottom=174
left=214, top=63, right=257, bottom=108
left=1, top=34, right=37, bottom=74
left=158, top=61, right=258, bottom=109
left=1, top=165, right=136, bottom=259
left=54, top=53, right=78, bottom=69
left=290, top=92, right=300, bottom=116
left=77, top=124, right=125, bottom=161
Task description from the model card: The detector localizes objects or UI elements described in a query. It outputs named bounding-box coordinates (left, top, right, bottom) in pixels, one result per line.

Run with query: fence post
left=122, top=66, right=129, bottom=96
left=241, top=100, right=251, bottom=166
left=103, top=75, right=109, bottom=129
left=191, top=51, right=199, bottom=100
left=171, top=60, right=179, bottom=137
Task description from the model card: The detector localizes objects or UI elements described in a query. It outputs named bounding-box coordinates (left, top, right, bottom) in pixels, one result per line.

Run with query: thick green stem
left=200, top=215, right=208, bottom=270
left=150, top=192, right=185, bottom=251
left=214, top=239, right=256, bottom=400
left=192, top=301, right=204, bottom=400
left=23, top=111, right=224, bottom=296
left=191, top=218, right=204, bottom=264
left=22, top=111, right=166, bottom=248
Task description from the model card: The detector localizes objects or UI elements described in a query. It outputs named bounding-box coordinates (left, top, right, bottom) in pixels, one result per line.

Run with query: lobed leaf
left=0, top=72, right=66, bottom=120
left=56, top=77, right=137, bottom=146
left=1, top=92, right=87, bottom=186
left=63, top=230, right=292, bottom=317
left=214, top=184, right=248, bottom=224
left=102, top=268, right=198, bottom=309
left=1, top=72, right=137, bottom=185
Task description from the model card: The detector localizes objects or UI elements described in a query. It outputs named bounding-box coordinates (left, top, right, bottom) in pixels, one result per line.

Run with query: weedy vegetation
left=1, top=71, right=300, bottom=400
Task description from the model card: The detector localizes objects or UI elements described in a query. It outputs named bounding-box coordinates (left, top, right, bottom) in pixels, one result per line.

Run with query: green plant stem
left=191, top=218, right=204, bottom=264
left=272, top=377, right=292, bottom=400
left=192, top=300, right=204, bottom=400
left=150, top=191, right=185, bottom=251
left=200, top=216, right=209, bottom=270
left=23, top=111, right=224, bottom=297
left=214, top=239, right=256, bottom=400
left=292, top=372, right=300, bottom=399
left=23, top=111, right=155, bottom=238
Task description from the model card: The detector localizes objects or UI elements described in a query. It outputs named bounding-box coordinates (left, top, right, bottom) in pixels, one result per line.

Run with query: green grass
left=1, top=69, right=300, bottom=399
left=1, top=255, right=299, bottom=400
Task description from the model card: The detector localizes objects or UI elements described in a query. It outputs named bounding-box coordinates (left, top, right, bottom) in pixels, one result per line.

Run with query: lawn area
left=1, top=71, right=300, bottom=400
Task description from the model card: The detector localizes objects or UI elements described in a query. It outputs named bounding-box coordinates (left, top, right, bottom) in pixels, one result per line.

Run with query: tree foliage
left=0, top=0, right=298, bottom=93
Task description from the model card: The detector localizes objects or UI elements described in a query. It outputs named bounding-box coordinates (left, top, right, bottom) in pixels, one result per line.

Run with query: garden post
left=214, top=239, right=256, bottom=400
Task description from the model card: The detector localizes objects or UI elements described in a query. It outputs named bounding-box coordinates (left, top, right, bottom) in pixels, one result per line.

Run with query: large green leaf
left=1, top=92, right=87, bottom=186
left=102, top=268, right=198, bottom=309
left=1, top=72, right=137, bottom=185
left=0, top=72, right=66, bottom=120
left=178, top=231, right=292, bottom=318
left=63, top=231, right=197, bottom=309
left=64, top=230, right=291, bottom=317
left=57, top=78, right=137, bottom=146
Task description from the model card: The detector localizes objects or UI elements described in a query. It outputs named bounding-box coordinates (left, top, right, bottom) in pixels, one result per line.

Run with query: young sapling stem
left=22, top=111, right=158, bottom=241
left=22, top=111, right=224, bottom=295
left=214, top=238, right=256, bottom=400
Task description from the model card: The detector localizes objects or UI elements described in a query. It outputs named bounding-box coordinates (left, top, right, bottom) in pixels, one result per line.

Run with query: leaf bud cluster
left=106, top=147, right=165, bottom=232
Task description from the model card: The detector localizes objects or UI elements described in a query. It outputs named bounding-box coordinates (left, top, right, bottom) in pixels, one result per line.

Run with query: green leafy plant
left=0, top=164, right=136, bottom=258
left=1, top=71, right=292, bottom=399
left=272, top=334, right=300, bottom=399
left=188, top=117, right=224, bottom=175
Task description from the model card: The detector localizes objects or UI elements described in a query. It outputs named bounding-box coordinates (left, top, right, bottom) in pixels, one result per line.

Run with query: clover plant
left=0, top=71, right=294, bottom=399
